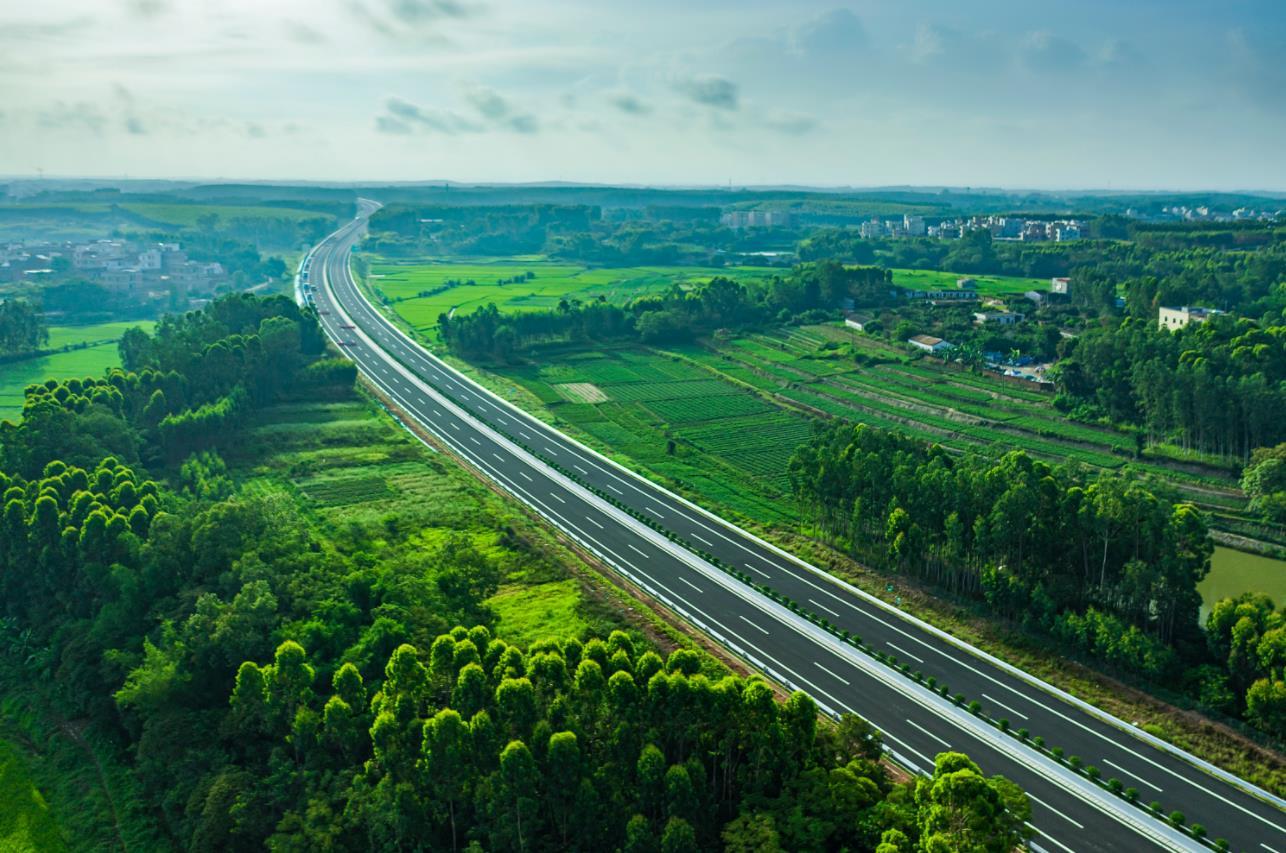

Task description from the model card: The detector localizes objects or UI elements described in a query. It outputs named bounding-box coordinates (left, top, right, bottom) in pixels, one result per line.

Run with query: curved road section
left=300, top=204, right=1284, bottom=853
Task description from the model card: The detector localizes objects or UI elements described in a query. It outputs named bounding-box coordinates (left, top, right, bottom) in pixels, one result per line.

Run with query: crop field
left=890, top=268, right=1050, bottom=296
left=366, top=257, right=775, bottom=333
left=673, top=324, right=1244, bottom=506
left=0, top=322, right=156, bottom=422
left=44, top=320, right=155, bottom=351
left=0, top=344, right=122, bottom=422
left=458, top=322, right=1243, bottom=529
left=491, top=347, right=813, bottom=521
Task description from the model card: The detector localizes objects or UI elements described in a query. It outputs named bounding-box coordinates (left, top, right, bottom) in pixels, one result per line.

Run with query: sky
left=0, top=0, right=1283, bottom=190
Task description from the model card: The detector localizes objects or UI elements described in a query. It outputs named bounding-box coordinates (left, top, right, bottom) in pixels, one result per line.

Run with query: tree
left=423, top=708, right=472, bottom=851
left=497, top=739, right=539, bottom=851
left=915, top=753, right=1030, bottom=853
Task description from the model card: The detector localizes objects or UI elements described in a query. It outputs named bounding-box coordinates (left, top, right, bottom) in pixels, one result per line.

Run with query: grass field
left=44, top=321, right=155, bottom=351
left=0, top=346, right=122, bottom=422
left=890, top=268, right=1050, bottom=296
left=0, top=323, right=154, bottom=423
left=230, top=392, right=643, bottom=646
left=367, top=257, right=775, bottom=334
left=487, top=579, right=589, bottom=649
left=0, top=740, right=65, bottom=853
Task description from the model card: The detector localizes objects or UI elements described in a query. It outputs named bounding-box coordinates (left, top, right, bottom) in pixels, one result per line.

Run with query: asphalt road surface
left=298, top=204, right=1284, bottom=853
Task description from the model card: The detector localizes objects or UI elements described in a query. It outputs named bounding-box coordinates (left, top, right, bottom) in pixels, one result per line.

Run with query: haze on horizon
left=0, top=0, right=1283, bottom=191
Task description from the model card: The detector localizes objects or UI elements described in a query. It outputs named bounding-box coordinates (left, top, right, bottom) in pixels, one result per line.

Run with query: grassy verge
left=0, top=739, right=65, bottom=853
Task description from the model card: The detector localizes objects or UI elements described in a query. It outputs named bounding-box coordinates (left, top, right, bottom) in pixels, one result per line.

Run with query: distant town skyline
left=1, top=0, right=1283, bottom=189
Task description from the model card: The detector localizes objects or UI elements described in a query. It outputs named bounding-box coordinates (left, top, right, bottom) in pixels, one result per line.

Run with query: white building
left=1050, top=277, right=1070, bottom=295
left=844, top=312, right=873, bottom=332
left=973, top=311, right=1024, bottom=326
left=1158, top=306, right=1226, bottom=331
left=908, top=334, right=953, bottom=354
left=903, top=214, right=926, bottom=236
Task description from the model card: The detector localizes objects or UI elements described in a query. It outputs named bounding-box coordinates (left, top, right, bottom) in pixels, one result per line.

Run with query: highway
left=301, top=204, right=1285, bottom=853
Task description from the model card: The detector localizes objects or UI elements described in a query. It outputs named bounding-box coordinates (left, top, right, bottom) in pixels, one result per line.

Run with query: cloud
left=0, top=16, right=94, bottom=42
left=610, top=93, right=651, bottom=115
left=386, top=95, right=475, bottom=132
left=385, top=0, right=470, bottom=23
left=677, top=75, right=739, bottom=110
left=36, top=102, right=108, bottom=135
left=375, top=115, right=413, bottom=135
left=376, top=88, right=537, bottom=136
left=124, top=0, right=170, bottom=18
left=463, top=85, right=539, bottom=133
left=124, top=116, right=147, bottom=135
left=347, top=0, right=477, bottom=37
left=791, top=8, right=866, bottom=57
left=283, top=20, right=327, bottom=45
left=764, top=113, right=818, bottom=135
left=1096, top=39, right=1145, bottom=69
left=1020, top=31, right=1086, bottom=72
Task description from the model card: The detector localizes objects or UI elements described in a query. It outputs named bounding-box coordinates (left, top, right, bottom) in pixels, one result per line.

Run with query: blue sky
left=0, top=0, right=1282, bottom=188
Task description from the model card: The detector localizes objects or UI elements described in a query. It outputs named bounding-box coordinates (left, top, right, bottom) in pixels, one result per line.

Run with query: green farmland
left=447, top=323, right=1246, bottom=533
left=366, top=257, right=775, bottom=335
left=890, top=268, right=1050, bottom=296
left=0, top=322, right=153, bottom=422
left=476, top=346, right=814, bottom=524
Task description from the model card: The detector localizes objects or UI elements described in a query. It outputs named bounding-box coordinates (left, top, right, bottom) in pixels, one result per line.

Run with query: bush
left=1189, top=824, right=1206, bottom=840
left=1168, top=811, right=1185, bottom=828
left=1107, top=778, right=1123, bottom=794
left=1068, top=756, right=1082, bottom=770
left=967, top=700, right=982, bottom=715
left=1123, top=787, right=1139, bottom=803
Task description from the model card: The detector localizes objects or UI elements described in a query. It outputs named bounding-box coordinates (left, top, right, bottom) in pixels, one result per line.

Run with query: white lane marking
left=981, top=693, right=1029, bottom=721
left=469, top=436, right=481, bottom=446
left=747, top=563, right=773, bottom=579
left=884, top=734, right=937, bottom=773
left=1102, top=759, right=1162, bottom=793
left=678, top=576, right=704, bottom=594
left=905, top=717, right=952, bottom=750
left=497, top=416, right=507, bottom=424
left=809, top=597, right=841, bottom=618
left=887, top=642, right=925, bottom=664
left=574, top=464, right=588, bottom=474
left=584, top=516, right=604, bottom=529
left=627, top=543, right=649, bottom=558
left=606, top=483, right=623, bottom=494
left=492, top=453, right=505, bottom=462
left=549, top=492, right=565, bottom=504
left=692, top=533, right=714, bottom=546
left=814, top=661, right=850, bottom=685
left=433, top=409, right=443, bottom=416
left=545, top=446, right=558, bottom=455
left=738, top=615, right=769, bottom=635
left=1028, top=824, right=1077, bottom=853
left=646, top=505, right=665, bottom=518
left=1262, top=844, right=1283, bottom=853
left=519, top=471, right=533, bottom=482
left=449, top=422, right=460, bottom=431
left=1026, top=793, right=1085, bottom=829
left=520, top=431, right=531, bottom=439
